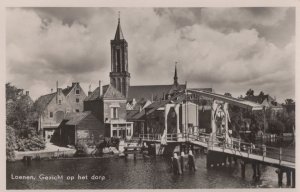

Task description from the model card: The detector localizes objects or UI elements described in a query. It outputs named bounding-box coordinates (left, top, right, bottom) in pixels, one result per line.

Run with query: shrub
left=15, top=135, right=45, bottom=151
left=6, top=126, right=16, bottom=161
left=267, top=120, right=285, bottom=135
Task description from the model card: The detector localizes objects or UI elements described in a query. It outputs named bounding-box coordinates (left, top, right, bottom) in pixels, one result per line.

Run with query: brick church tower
left=109, top=15, right=130, bottom=97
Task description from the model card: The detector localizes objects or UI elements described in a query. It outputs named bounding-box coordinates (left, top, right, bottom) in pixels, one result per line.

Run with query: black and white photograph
left=4, top=2, right=297, bottom=190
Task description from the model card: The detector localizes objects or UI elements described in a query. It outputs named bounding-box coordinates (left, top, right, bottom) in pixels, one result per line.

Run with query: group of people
left=172, top=150, right=196, bottom=175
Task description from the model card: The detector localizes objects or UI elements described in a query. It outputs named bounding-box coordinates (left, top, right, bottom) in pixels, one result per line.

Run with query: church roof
left=114, top=18, right=124, bottom=40
left=128, top=84, right=186, bottom=101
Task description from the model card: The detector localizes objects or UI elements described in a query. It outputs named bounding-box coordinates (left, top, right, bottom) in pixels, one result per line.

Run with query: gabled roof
left=62, top=86, right=73, bottom=96
left=103, top=84, right=125, bottom=99
left=128, top=84, right=186, bottom=100
left=84, top=84, right=125, bottom=102
left=84, top=87, right=101, bottom=101
left=65, top=111, right=92, bottom=125
left=35, top=93, right=56, bottom=111
left=127, top=109, right=146, bottom=121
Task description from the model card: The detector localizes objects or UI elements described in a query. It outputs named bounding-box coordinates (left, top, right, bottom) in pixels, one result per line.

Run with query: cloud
left=200, top=8, right=289, bottom=29
left=6, top=7, right=295, bottom=102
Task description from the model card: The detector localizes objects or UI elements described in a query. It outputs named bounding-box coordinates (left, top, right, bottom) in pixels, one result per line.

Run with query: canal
left=6, top=143, right=294, bottom=189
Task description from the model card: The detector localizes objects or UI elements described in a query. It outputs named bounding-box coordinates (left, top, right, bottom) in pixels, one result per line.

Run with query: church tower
left=110, top=15, right=130, bottom=97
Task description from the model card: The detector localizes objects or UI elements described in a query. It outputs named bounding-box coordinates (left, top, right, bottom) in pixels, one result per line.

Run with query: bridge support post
left=241, top=160, right=246, bottom=178
left=251, top=162, right=261, bottom=181
left=286, top=170, right=291, bottom=187
left=292, top=170, right=295, bottom=188
left=276, top=169, right=283, bottom=187
left=252, top=163, right=256, bottom=180
left=228, top=156, right=232, bottom=167
left=257, top=163, right=261, bottom=180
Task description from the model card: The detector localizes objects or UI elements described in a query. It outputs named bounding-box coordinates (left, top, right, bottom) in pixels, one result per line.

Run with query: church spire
left=114, top=11, right=124, bottom=40
left=174, top=62, right=178, bottom=86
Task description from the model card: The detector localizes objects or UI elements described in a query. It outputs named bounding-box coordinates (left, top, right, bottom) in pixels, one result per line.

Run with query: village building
left=35, top=82, right=86, bottom=142
left=52, top=111, right=105, bottom=146
left=84, top=82, right=133, bottom=139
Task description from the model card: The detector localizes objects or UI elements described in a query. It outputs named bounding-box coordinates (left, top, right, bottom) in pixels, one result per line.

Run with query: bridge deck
left=139, top=133, right=295, bottom=170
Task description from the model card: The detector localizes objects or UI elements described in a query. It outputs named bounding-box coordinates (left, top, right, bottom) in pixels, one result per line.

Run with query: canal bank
left=13, top=143, right=76, bottom=161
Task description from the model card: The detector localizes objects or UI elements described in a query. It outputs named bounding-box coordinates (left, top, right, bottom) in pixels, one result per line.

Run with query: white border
left=0, top=0, right=299, bottom=192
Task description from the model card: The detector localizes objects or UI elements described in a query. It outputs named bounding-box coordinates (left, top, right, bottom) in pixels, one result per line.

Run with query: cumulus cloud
left=6, top=7, right=295, bottom=102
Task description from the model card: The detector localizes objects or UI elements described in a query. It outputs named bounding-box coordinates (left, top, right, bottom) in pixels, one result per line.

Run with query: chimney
left=99, top=80, right=102, bottom=97
left=72, top=82, right=78, bottom=87
left=88, top=84, right=92, bottom=96
left=51, top=88, right=53, bottom=93
left=26, top=91, right=29, bottom=96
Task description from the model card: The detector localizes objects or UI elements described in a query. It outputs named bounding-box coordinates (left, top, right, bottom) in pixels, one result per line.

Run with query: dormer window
left=49, top=112, right=53, bottom=118
left=58, top=100, right=62, bottom=105
left=75, top=89, right=80, bottom=95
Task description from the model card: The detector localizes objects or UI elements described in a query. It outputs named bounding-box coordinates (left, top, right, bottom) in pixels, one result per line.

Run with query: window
left=75, top=89, right=80, bottom=95
left=117, top=49, right=121, bottom=72
left=58, top=100, right=62, bottom=105
left=113, top=130, right=117, bottom=137
left=111, top=107, right=118, bottom=119
left=49, top=112, right=53, bottom=118
left=76, top=98, right=80, bottom=103
left=76, top=109, right=80, bottom=113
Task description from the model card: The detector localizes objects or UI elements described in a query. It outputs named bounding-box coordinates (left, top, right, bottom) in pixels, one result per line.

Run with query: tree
left=285, top=99, right=295, bottom=105
left=268, top=120, right=285, bottom=135
left=6, top=83, right=23, bottom=101
left=6, top=83, right=37, bottom=136
left=246, top=89, right=254, bottom=97
left=259, top=91, right=264, bottom=97
left=224, top=92, right=232, bottom=97
left=6, top=126, right=16, bottom=161
left=6, top=83, right=45, bottom=152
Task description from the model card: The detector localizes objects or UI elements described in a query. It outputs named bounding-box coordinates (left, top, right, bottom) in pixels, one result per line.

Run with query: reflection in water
left=7, top=149, right=292, bottom=189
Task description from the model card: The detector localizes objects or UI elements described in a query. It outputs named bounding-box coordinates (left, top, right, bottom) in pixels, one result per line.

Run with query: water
left=7, top=152, right=288, bottom=189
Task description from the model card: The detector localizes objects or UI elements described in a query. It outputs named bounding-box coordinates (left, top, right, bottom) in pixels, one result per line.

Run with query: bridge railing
left=139, top=134, right=161, bottom=141
left=139, top=133, right=295, bottom=164
left=219, top=138, right=295, bottom=164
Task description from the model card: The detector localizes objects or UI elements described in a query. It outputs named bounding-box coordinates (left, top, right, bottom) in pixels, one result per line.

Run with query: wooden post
left=238, top=139, right=241, bottom=151
left=276, top=169, right=283, bottom=187
left=262, top=145, right=266, bottom=161
left=292, top=170, right=295, bottom=188
left=252, top=163, right=257, bottom=180
left=286, top=170, right=291, bottom=187
left=247, top=148, right=250, bottom=158
left=279, top=147, right=282, bottom=164
left=241, top=161, right=246, bottom=178
left=257, top=163, right=261, bottom=181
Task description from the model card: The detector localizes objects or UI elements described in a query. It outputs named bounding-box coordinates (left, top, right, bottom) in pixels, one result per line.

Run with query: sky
left=6, top=7, right=295, bottom=103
